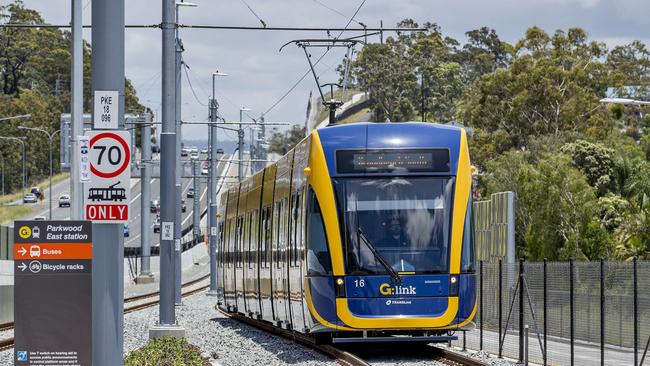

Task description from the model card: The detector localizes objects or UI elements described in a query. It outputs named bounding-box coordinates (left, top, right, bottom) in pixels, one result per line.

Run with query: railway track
left=217, top=307, right=488, bottom=366
left=0, top=273, right=211, bottom=352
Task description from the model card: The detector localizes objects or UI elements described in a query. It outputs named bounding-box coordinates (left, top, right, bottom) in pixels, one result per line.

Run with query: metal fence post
left=478, top=260, right=483, bottom=351
left=542, top=258, right=548, bottom=366
left=570, top=259, right=575, bottom=366
left=499, top=258, right=503, bottom=358
left=634, top=257, right=639, bottom=366
left=600, top=259, right=605, bottom=366
left=463, top=330, right=466, bottom=351
left=524, top=324, right=529, bottom=366
left=519, top=258, right=525, bottom=364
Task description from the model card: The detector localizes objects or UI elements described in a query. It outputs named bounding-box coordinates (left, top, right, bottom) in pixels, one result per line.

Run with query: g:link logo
left=18, top=226, right=31, bottom=239
left=379, top=283, right=417, bottom=296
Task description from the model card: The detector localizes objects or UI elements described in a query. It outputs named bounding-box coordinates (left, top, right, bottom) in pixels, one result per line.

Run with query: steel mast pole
left=207, top=74, right=220, bottom=296
left=91, top=0, right=125, bottom=363
left=137, top=113, right=153, bottom=282
left=173, top=1, right=185, bottom=307
left=150, top=0, right=184, bottom=339
left=238, top=109, right=244, bottom=181
left=192, top=159, right=200, bottom=239
left=70, top=0, right=83, bottom=219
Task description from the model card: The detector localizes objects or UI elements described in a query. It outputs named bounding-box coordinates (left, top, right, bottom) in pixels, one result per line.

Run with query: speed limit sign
left=83, top=130, right=131, bottom=222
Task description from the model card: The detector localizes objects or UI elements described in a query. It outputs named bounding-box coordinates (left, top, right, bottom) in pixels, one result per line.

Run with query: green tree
left=561, top=140, right=616, bottom=195
left=267, top=125, right=306, bottom=155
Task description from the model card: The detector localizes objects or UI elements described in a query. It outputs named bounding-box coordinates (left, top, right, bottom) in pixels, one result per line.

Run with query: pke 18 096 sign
left=93, top=90, right=118, bottom=129
left=83, top=130, right=131, bottom=222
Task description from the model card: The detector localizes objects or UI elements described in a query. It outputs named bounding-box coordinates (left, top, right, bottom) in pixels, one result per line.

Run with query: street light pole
left=0, top=136, right=26, bottom=195
left=18, top=126, right=60, bottom=219
left=207, top=70, right=226, bottom=296
left=238, top=107, right=251, bottom=182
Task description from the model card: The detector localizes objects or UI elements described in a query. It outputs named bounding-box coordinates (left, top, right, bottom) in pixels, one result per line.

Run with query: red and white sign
left=83, top=131, right=131, bottom=223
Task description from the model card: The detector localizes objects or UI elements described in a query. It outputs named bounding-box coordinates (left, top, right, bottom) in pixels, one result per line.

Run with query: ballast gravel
left=123, top=290, right=338, bottom=366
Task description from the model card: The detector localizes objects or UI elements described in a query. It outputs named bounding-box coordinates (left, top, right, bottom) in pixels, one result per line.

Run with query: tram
left=216, top=122, right=476, bottom=343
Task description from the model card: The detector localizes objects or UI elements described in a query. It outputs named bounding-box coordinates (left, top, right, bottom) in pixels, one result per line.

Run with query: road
left=14, top=153, right=229, bottom=248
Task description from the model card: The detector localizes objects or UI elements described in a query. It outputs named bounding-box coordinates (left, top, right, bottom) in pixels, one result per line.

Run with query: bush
left=124, top=337, right=209, bottom=366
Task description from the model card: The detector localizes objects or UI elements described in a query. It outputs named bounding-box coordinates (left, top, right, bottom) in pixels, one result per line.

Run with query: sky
left=13, top=0, right=650, bottom=142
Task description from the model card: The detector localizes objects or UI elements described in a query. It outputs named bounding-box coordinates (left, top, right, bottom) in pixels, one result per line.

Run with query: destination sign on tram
left=83, top=131, right=131, bottom=222
left=336, top=148, right=450, bottom=174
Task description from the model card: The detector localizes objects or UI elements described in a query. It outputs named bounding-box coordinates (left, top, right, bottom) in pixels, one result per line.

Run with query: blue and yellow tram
left=216, top=122, right=476, bottom=343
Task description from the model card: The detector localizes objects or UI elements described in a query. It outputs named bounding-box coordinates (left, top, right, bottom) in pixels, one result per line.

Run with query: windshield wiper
left=357, top=228, right=402, bottom=284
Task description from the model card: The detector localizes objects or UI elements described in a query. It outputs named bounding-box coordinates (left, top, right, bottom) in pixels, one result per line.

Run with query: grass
left=0, top=205, right=33, bottom=225
left=0, top=172, right=70, bottom=205
left=124, top=337, right=210, bottom=366
left=339, top=108, right=372, bottom=124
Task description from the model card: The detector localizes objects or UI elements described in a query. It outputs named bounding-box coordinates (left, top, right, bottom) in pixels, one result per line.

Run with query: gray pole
left=174, top=7, right=183, bottom=306
left=49, top=136, right=53, bottom=219
left=238, top=110, right=244, bottom=182
left=1, top=155, right=4, bottom=196
left=91, top=0, right=125, bottom=363
left=192, top=159, right=200, bottom=238
left=138, top=114, right=153, bottom=281
left=150, top=0, right=184, bottom=337
left=207, top=82, right=219, bottom=296
left=70, top=0, right=83, bottom=219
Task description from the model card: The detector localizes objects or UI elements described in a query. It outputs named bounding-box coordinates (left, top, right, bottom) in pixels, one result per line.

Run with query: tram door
left=259, top=165, right=276, bottom=323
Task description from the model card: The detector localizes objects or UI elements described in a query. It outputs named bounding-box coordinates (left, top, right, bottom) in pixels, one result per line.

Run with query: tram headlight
left=335, top=277, right=346, bottom=298
left=449, top=275, right=459, bottom=297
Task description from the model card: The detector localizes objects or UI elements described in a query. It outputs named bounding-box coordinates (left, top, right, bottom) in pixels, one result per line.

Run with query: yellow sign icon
left=18, top=226, right=31, bottom=239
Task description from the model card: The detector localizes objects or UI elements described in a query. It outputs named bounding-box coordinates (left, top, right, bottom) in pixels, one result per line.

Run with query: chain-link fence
left=453, top=259, right=649, bottom=366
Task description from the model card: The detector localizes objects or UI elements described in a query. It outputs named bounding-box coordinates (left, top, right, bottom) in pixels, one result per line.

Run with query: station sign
left=13, top=220, right=92, bottom=365
left=83, top=130, right=131, bottom=223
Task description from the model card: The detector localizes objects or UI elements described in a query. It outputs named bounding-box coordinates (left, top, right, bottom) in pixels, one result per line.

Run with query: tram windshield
left=334, top=177, right=454, bottom=274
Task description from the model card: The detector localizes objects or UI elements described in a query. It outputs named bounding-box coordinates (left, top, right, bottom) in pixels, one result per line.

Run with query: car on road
left=181, top=147, right=189, bottom=157
left=33, top=216, right=46, bottom=221
left=123, top=224, right=130, bottom=237
left=200, top=148, right=208, bottom=154
left=58, top=194, right=70, bottom=207
left=201, top=167, right=209, bottom=175
left=216, top=148, right=224, bottom=155
left=30, top=187, right=43, bottom=199
left=190, top=151, right=199, bottom=160
left=186, top=187, right=194, bottom=198
left=153, top=217, right=161, bottom=233
left=150, top=199, right=160, bottom=213
left=181, top=199, right=187, bottom=213
left=23, top=193, right=38, bottom=204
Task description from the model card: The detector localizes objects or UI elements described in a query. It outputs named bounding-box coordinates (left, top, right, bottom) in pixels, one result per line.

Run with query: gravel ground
left=342, top=343, right=519, bottom=366
left=124, top=290, right=338, bottom=366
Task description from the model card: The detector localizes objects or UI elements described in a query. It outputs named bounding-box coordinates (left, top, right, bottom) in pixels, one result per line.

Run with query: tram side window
left=306, top=187, right=332, bottom=276
left=274, top=201, right=282, bottom=269
left=249, top=209, right=259, bottom=269
left=218, top=221, right=224, bottom=265
left=262, top=206, right=271, bottom=268
left=290, top=192, right=301, bottom=267
left=461, top=197, right=476, bottom=273
left=229, top=219, right=236, bottom=268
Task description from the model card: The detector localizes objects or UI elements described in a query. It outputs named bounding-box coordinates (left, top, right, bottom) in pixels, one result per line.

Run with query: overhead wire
left=310, top=0, right=365, bottom=27
left=183, top=64, right=208, bottom=107
left=262, top=0, right=367, bottom=116
left=239, top=0, right=267, bottom=28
